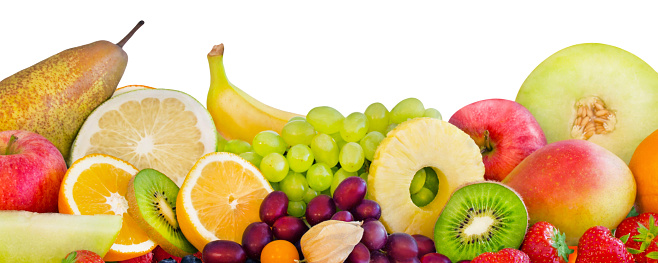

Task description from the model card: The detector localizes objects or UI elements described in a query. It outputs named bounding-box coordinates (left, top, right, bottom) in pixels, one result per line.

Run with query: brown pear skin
left=0, top=21, right=144, bottom=160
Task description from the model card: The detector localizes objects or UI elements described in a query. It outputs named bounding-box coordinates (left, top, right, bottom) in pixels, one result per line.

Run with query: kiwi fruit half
left=433, top=181, right=528, bottom=262
left=127, top=168, right=197, bottom=257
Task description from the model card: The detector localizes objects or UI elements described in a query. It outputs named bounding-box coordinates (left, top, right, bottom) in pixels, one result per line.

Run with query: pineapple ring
left=368, top=118, right=485, bottom=238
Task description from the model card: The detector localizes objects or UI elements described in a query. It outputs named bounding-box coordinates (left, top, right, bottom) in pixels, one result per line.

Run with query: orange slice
left=112, top=84, right=156, bottom=97
left=177, top=152, right=273, bottom=250
left=58, top=154, right=157, bottom=261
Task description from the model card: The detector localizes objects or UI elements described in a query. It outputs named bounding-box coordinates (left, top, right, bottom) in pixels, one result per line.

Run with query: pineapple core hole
left=410, top=167, right=442, bottom=207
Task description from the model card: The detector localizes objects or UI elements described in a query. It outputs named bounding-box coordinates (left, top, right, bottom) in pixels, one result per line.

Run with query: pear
left=0, top=21, right=144, bottom=160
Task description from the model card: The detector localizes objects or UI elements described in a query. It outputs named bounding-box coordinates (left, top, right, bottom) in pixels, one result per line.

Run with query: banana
left=206, top=44, right=302, bottom=143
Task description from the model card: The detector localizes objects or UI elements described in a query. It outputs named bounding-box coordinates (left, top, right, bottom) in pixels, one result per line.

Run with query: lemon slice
left=369, top=118, right=485, bottom=238
left=177, top=152, right=273, bottom=250
left=69, top=89, right=218, bottom=186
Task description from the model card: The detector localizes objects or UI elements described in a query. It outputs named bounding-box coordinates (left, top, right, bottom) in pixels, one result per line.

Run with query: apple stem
left=481, top=130, right=493, bottom=154
left=4, top=135, right=17, bottom=155
left=116, top=20, right=144, bottom=48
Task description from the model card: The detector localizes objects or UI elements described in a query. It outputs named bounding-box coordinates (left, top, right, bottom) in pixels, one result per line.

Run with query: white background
left=1, top=1, right=658, bottom=119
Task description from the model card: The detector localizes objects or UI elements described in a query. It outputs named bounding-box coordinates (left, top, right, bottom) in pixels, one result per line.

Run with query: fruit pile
left=5, top=20, right=658, bottom=263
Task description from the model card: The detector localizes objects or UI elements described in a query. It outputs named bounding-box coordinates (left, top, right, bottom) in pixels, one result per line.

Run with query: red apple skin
left=449, top=99, right=546, bottom=181
left=502, top=139, right=636, bottom=246
left=0, top=130, right=67, bottom=212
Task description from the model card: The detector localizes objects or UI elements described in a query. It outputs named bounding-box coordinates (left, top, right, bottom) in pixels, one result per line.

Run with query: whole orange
left=629, top=129, right=658, bottom=213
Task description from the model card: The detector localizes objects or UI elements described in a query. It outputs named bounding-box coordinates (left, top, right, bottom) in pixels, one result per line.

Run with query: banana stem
left=208, top=44, right=230, bottom=85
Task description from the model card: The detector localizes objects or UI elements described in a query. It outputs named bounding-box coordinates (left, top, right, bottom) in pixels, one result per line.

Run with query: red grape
left=370, top=250, right=391, bottom=263
left=420, top=253, right=451, bottom=263
left=259, top=191, right=288, bottom=226
left=333, top=176, right=367, bottom=211
left=389, top=257, right=421, bottom=263
left=331, top=210, right=355, bottom=222
left=412, top=234, right=435, bottom=258
left=202, top=240, right=247, bottom=263
left=361, top=220, right=387, bottom=251
left=384, top=233, right=419, bottom=260
left=305, top=194, right=336, bottom=226
left=272, top=216, right=308, bottom=243
left=352, top=199, right=381, bottom=221
left=346, top=243, right=370, bottom=263
left=241, top=222, right=273, bottom=260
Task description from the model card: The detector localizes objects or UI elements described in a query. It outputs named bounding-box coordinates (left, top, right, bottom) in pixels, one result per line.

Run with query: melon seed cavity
left=571, top=97, right=616, bottom=140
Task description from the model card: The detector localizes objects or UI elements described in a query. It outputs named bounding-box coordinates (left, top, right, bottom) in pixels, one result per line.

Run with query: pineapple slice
left=369, top=118, right=485, bottom=238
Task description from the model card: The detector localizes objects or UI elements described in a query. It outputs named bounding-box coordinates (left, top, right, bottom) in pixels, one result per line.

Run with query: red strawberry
left=119, top=252, right=153, bottom=263
left=575, top=226, right=633, bottom=263
left=520, top=221, right=573, bottom=263
left=152, top=246, right=203, bottom=263
left=614, top=212, right=658, bottom=263
left=62, top=250, right=104, bottom=263
left=471, top=248, right=530, bottom=263
left=644, top=238, right=658, bottom=263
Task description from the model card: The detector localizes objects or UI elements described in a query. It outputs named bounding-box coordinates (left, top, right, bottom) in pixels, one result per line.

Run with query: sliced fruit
left=58, top=154, right=156, bottom=261
left=69, top=89, right=218, bottom=186
left=516, top=43, right=658, bottom=163
left=0, top=211, right=121, bottom=263
left=434, top=182, right=528, bottom=262
left=127, top=168, right=197, bottom=257
left=368, top=117, right=485, bottom=238
left=113, top=85, right=156, bottom=97
left=177, top=152, right=273, bottom=251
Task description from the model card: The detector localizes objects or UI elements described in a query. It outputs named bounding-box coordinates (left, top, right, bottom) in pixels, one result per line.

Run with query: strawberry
left=118, top=252, right=153, bottom=263
left=471, top=248, right=530, bottom=263
left=644, top=238, right=658, bottom=263
left=62, top=250, right=104, bottom=263
left=614, top=212, right=658, bottom=263
left=575, top=226, right=633, bottom=263
left=520, top=221, right=573, bottom=263
left=152, top=246, right=203, bottom=263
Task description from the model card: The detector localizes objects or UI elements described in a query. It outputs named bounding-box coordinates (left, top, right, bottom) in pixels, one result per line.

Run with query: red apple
left=502, top=139, right=636, bottom=246
left=0, top=130, right=67, bottom=212
left=448, top=98, right=546, bottom=181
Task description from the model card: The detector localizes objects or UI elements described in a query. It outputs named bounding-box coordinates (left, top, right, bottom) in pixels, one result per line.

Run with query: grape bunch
left=220, top=97, right=443, bottom=217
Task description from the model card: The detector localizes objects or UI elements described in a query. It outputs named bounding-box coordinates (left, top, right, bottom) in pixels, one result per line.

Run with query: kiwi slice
left=127, top=168, right=197, bottom=257
left=433, top=181, right=528, bottom=262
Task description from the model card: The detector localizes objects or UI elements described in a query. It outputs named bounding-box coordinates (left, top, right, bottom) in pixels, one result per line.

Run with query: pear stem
left=480, top=130, right=493, bottom=154
left=116, top=20, right=144, bottom=48
left=4, top=135, right=17, bottom=155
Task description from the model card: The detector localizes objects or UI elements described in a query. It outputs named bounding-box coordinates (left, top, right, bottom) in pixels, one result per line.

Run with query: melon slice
left=0, top=211, right=122, bottom=262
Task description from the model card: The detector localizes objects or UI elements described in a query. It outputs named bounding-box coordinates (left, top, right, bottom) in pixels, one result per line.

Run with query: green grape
left=409, top=169, right=427, bottom=195
left=270, top=181, right=280, bottom=191
left=385, top=123, right=398, bottom=135
left=217, top=134, right=228, bottom=152
left=289, top=116, right=306, bottom=122
left=330, top=132, right=347, bottom=150
left=423, top=108, right=442, bottom=120
left=239, top=152, right=263, bottom=167
left=360, top=131, right=385, bottom=161
left=340, top=112, right=369, bottom=142
left=411, top=187, right=435, bottom=207
left=281, top=120, right=316, bottom=146
left=224, top=139, right=253, bottom=154
left=260, top=152, right=289, bottom=182
left=303, top=188, right=319, bottom=203
left=288, top=200, right=307, bottom=218
left=252, top=131, right=287, bottom=156
left=280, top=171, right=308, bottom=201
left=306, top=163, right=334, bottom=192
left=286, top=144, right=314, bottom=173
left=364, top=102, right=390, bottom=134
left=424, top=167, right=439, bottom=195
left=390, top=98, right=425, bottom=124
left=339, top=142, right=365, bottom=172
left=307, top=106, right=344, bottom=134
left=310, top=133, right=339, bottom=167
left=330, top=166, right=339, bottom=174
left=330, top=168, right=357, bottom=196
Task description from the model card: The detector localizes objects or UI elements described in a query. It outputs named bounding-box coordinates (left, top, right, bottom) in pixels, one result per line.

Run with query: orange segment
left=177, top=152, right=273, bottom=251
left=58, top=154, right=156, bottom=261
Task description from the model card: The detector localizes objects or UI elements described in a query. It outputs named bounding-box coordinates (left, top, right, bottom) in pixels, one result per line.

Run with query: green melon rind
left=516, top=43, right=658, bottom=163
left=0, top=211, right=122, bottom=263
left=434, top=181, right=528, bottom=262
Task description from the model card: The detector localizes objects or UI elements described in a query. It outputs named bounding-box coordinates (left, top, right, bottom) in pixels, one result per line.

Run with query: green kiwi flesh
left=433, top=181, right=528, bottom=262
left=127, top=168, right=197, bottom=257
